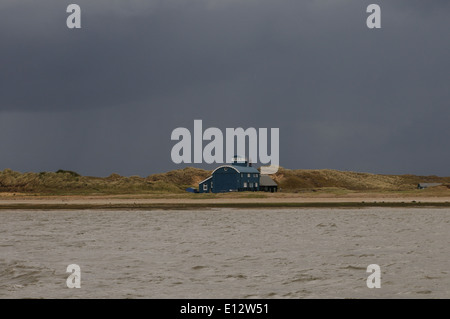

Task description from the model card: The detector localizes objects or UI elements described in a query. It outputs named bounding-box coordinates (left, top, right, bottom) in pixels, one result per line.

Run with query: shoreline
left=1, top=193, right=450, bottom=210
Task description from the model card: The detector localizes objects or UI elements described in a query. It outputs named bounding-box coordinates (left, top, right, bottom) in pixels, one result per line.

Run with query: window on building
left=247, top=173, right=250, bottom=177
left=249, top=183, right=253, bottom=188
left=211, top=181, right=213, bottom=189
left=243, top=182, right=248, bottom=188
left=241, top=173, right=243, bottom=178
left=203, top=184, right=208, bottom=191
left=255, top=183, right=258, bottom=187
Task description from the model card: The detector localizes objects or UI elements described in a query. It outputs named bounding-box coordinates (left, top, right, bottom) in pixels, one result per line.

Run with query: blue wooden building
left=199, top=157, right=260, bottom=193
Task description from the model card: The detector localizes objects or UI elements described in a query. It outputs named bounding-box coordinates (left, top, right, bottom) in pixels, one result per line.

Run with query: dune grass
left=1, top=167, right=449, bottom=196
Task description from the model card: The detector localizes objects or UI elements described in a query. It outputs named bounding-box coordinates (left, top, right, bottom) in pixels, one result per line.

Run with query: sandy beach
left=2, top=192, right=450, bottom=209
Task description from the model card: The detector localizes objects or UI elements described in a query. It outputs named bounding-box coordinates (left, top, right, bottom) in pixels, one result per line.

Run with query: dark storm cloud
left=0, top=0, right=449, bottom=176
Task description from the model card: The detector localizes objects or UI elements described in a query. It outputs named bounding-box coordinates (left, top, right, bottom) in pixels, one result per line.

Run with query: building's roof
left=212, top=165, right=259, bottom=175
left=260, top=175, right=278, bottom=186
left=198, top=176, right=212, bottom=184
left=233, top=165, right=260, bottom=174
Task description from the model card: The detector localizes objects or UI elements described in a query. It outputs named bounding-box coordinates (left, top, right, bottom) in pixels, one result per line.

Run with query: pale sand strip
left=1, top=194, right=450, bottom=206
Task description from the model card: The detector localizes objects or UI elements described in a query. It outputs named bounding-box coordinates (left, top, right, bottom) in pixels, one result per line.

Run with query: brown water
left=1, top=208, right=449, bottom=298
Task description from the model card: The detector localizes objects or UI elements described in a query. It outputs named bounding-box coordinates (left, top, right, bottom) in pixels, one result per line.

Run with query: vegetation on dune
left=0, top=166, right=449, bottom=195
left=275, top=168, right=450, bottom=192
left=0, top=167, right=209, bottom=195
left=146, top=167, right=210, bottom=187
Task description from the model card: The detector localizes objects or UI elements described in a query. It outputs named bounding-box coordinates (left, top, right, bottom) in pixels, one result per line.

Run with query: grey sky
left=0, top=0, right=449, bottom=176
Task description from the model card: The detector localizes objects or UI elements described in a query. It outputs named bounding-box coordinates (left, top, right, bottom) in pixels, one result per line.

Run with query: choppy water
left=1, top=208, right=449, bottom=298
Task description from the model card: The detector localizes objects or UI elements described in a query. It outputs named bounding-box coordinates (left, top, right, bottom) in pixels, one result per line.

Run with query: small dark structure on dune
left=259, top=175, right=278, bottom=192
left=185, top=187, right=199, bottom=193
left=417, top=183, right=442, bottom=189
